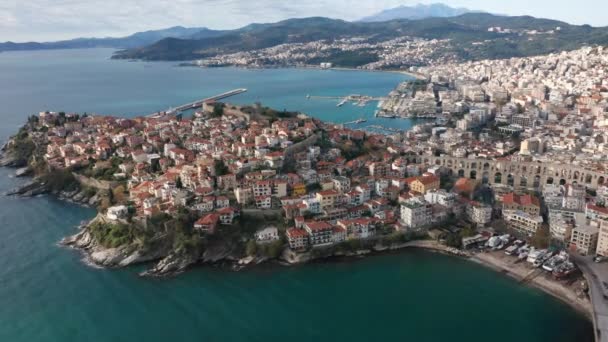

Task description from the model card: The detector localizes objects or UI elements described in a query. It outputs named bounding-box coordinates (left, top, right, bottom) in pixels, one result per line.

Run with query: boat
left=505, top=245, right=519, bottom=255
left=553, top=261, right=577, bottom=279
left=542, top=251, right=568, bottom=272
left=527, top=249, right=547, bottom=266
left=518, top=250, right=529, bottom=261
left=337, top=98, right=348, bottom=107
left=354, top=118, right=367, bottom=124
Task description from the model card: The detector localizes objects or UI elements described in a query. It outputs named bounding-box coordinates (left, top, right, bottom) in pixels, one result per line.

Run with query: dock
left=148, top=88, right=247, bottom=118
left=307, top=94, right=387, bottom=108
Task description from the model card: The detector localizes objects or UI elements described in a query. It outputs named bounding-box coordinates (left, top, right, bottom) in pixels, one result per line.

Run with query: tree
left=531, top=224, right=551, bottom=249
left=214, top=160, right=229, bottom=176
left=112, top=185, right=127, bottom=204
left=246, top=240, right=258, bottom=256
left=212, top=103, right=225, bottom=118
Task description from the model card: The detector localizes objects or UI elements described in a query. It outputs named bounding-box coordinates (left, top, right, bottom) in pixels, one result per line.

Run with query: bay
left=0, top=48, right=593, bottom=342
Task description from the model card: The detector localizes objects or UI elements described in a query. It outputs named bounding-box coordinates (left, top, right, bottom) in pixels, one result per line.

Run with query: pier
left=148, top=88, right=247, bottom=118
left=307, top=94, right=387, bottom=108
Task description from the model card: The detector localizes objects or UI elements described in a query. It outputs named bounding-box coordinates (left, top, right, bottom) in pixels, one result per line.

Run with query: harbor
left=148, top=88, right=248, bottom=118
left=307, top=94, right=387, bottom=107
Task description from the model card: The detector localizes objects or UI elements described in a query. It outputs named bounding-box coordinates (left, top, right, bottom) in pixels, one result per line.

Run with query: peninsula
left=2, top=45, right=608, bottom=323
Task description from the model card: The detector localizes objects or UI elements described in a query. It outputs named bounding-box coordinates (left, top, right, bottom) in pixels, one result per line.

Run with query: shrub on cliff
left=89, top=221, right=136, bottom=248
left=40, top=169, right=78, bottom=192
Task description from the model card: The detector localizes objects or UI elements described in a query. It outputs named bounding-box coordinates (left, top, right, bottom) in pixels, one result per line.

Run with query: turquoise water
left=0, top=49, right=593, bottom=342
left=0, top=48, right=415, bottom=137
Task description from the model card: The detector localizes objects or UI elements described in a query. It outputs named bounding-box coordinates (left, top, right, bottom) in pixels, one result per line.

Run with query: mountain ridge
left=359, top=3, right=482, bottom=22
left=0, top=26, right=226, bottom=52
left=111, top=13, right=608, bottom=63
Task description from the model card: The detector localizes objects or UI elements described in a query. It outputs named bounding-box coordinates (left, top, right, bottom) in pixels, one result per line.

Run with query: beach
left=470, top=251, right=592, bottom=318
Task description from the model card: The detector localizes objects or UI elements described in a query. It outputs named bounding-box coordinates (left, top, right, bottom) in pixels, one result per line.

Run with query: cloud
left=0, top=0, right=606, bottom=42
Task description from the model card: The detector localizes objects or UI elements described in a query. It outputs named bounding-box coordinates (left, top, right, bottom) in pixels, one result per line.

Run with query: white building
left=466, top=202, right=492, bottom=226
left=505, top=211, right=543, bottom=235
left=106, top=205, right=128, bottom=221
left=400, top=199, right=432, bottom=229
left=255, top=227, right=280, bottom=243
left=424, top=190, right=456, bottom=208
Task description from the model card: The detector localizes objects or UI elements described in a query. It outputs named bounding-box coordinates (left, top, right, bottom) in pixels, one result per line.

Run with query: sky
left=1, top=0, right=606, bottom=42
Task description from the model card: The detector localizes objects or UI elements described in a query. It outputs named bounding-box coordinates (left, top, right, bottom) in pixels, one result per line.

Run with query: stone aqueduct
left=406, top=156, right=607, bottom=190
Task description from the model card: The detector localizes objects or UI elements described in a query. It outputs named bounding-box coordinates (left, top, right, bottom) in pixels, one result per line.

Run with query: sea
left=0, top=48, right=593, bottom=342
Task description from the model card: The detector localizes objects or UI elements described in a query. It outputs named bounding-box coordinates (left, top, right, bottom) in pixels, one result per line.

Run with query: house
left=292, top=183, right=307, bottom=196
left=502, top=193, right=541, bottom=216
left=504, top=211, right=543, bottom=235
left=400, top=198, right=432, bottom=230
left=570, top=222, right=599, bottom=256
left=316, top=190, right=339, bottom=210
left=255, top=195, right=272, bottom=209
left=234, top=187, right=253, bottom=205
left=217, top=207, right=236, bottom=225
left=332, top=226, right=347, bottom=243
left=194, top=213, right=220, bottom=233
left=286, top=228, right=309, bottom=250
left=215, top=196, right=230, bottom=209
left=255, top=227, right=280, bottom=243
left=303, top=221, right=334, bottom=246
left=106, top=205, right=128, bottom=221
left=408, top=174, right=440, bottom=194
left=465, top=201, right=492, bottom=226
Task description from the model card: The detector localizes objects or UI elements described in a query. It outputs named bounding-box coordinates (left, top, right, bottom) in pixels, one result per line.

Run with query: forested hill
left=111, top=13, right=608, bottom=63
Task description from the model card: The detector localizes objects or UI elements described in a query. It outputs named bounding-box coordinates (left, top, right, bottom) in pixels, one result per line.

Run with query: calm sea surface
left=0, top=48, right=593, bottom=342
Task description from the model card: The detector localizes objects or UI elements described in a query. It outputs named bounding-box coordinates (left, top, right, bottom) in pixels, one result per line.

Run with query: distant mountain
left=0, top=26, right=227, bottom=53
left=359, top=3, right=480, bottom=22
left=112, top=13, right=608, bottom=63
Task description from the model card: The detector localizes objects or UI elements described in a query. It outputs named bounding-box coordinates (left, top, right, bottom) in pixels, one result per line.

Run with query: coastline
left=178, top=62, right=427, bottom=80
left=469, top=251, right=592, bottom=320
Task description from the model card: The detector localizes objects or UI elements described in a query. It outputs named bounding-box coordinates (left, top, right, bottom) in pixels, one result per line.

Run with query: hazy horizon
left=1, top=0, right=606, bottom=42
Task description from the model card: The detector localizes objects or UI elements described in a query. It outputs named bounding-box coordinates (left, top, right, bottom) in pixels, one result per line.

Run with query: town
left=5, top=46, right=608, bottom=290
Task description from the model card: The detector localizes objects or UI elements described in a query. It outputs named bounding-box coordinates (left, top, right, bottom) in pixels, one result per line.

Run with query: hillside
left=112, top=13, right=608, bottom=64
left=0, top=26, right=227, bottom=52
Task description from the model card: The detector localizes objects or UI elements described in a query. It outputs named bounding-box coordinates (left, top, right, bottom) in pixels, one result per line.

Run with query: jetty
left=307, top=94, right=387, bottom=108
left=148, top=88, right=247, bottom=118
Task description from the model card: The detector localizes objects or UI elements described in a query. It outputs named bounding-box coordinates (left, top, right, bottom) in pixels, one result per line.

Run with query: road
left=574, top=255, right=608, bottom=342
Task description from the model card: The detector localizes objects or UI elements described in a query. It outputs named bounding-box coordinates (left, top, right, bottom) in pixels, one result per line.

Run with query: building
left=504, top=211, right=543, bottom=235
left=332, top=176, right=351, bottom=193
left=255, top=227, right=280, bottom=243
left=316, top=190, right=339, bottom=210
left=466, top=201, right=492, bottom=226
left=194, top=213, right=220, bottom=234
left=597, top=220, right=608, bottom=257
left=303, top=221, right=333, bottom=246
left=408, top=175, right=440, bottom=194
left=502, top=193, right=541, bottom=216
left=400, top=199, right=432, bottom=229
left=286, top=228, right=309, bottom=250
left=570, top=222, right=599, bottom=256
left=234, top=187, right=253, bottom=205
left=424, top=189, right=456, bottom=208
left=106, top=205, right=128, bottom=221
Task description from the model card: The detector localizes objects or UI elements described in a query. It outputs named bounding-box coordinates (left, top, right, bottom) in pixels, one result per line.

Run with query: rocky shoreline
left=60, top=214, right=468, bottom=278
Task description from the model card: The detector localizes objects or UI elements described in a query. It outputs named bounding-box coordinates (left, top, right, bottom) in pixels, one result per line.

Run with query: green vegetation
left=9, top=129, right=36, bottom=166
left=531, top=224, right=551, bottom=249
left=89, top=221, right=138, bottom=248
left=212, top=103, right=225, bottom=118
left=308, top=49, right=379, bottom=67
left=112, top=14, right=608, bottom=66
left=214, top=159, right=229, bottom=176
left=40, top=169, right=78, bottom=192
